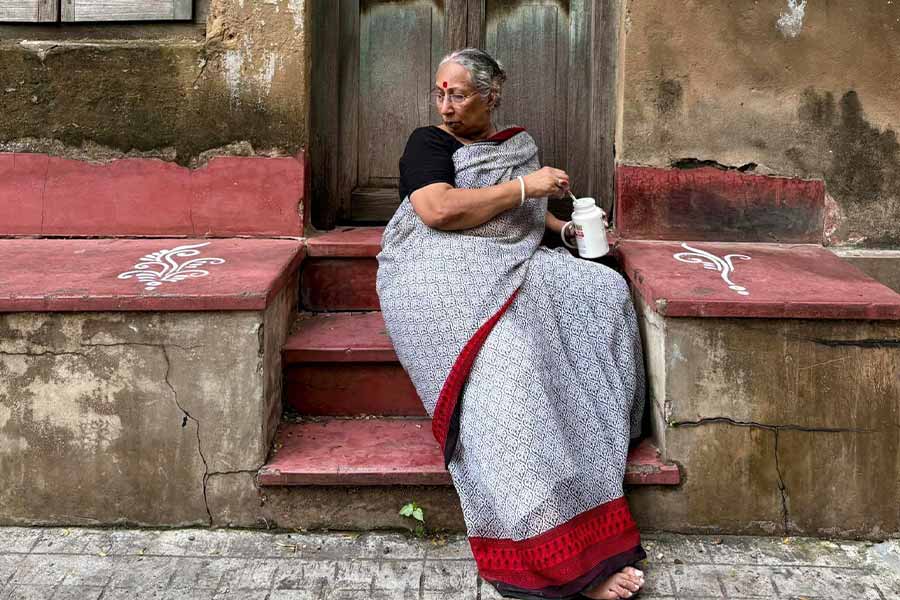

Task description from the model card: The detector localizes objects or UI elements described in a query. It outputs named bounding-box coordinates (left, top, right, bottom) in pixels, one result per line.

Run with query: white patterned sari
left=376, top=127, right=646, bottom=599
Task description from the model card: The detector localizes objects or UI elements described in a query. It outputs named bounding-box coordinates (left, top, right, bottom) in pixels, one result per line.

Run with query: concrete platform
left=630, top=294, right=900, bottom=538
left=0, top=527, right=897, bottom=599
left=0, top=239, right=302, bottom=527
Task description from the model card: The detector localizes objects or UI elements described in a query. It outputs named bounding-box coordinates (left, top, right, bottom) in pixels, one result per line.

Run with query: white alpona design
left=118, top=242, right=226, bottom=291
left=673, top=242, right=752, bottom=296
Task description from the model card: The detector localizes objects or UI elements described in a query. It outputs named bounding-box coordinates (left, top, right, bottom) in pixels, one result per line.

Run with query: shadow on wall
left=797, top=89, right=900, bottom=247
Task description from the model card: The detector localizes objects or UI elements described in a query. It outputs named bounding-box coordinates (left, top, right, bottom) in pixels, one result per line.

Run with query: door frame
left=309, top=0, right=622, bottom=229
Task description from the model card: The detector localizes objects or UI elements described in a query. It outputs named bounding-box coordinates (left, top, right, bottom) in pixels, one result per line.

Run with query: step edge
left=282, top=348, right=399, bottom=363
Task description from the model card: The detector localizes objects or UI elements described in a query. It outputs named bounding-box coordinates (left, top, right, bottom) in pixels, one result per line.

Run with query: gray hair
left=439, top=48, right=507, bottom=109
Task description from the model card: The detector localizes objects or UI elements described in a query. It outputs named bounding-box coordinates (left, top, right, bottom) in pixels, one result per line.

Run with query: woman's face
left=433, top=62, right=493, bottom=139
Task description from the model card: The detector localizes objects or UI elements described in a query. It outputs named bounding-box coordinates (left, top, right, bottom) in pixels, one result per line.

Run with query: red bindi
left=442, top=81, right=448, bottom=88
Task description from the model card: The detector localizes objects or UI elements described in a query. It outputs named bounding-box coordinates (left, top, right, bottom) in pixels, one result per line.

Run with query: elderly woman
left=376, top=48, right=647, bottom=600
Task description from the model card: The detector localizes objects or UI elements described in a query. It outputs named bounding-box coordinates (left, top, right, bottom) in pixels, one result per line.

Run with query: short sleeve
left=398, top=127, right=462, bottom=200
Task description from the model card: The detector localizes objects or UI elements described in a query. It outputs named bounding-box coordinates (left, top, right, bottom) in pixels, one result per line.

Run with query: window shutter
left=0, top=0, right=58, bottom=22
left=61, top=0, right=192, bottom=22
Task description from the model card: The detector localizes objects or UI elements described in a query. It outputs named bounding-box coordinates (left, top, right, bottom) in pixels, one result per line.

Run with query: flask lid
left=573, top=197, right=603, bottom=212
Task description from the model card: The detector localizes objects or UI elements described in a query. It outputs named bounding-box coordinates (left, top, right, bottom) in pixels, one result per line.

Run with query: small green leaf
left=414, top=523, right=426, bottom=538
left=412, top=507, right=425, bottom=522
left=399, top=503, right=415, bottom=517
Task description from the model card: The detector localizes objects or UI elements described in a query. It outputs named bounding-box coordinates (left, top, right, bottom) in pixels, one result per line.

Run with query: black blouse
left=398, top=126, right=463, bottom=200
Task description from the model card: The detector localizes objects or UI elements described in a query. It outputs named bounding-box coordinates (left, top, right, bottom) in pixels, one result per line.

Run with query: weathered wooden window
left=0, top=0, right=192, bottom=22
left=62, top=0, right=192, bottom=22
left=0, top=0, right=58, bottom=22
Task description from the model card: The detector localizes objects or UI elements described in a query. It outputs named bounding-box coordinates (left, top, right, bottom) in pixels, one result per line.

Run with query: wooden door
left=311, top=0, right=467, bottom=226
left=470, top=0, right=620, bottom=220
left=311, top=0, right=620, bottom=227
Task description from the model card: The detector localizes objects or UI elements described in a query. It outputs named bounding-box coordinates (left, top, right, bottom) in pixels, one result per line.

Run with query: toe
left=623, top=566, right=644, bottom=579
left=623, top=567, right=644, bottom=588
left=611, top=583, right=632, bottom=598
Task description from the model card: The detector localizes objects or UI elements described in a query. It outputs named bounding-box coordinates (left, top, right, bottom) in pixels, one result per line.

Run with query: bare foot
left=581, top=566, right=644, bottom=599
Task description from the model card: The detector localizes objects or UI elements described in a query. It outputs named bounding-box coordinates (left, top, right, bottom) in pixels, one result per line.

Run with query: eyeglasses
left=429, top=90, right=479, bottom=106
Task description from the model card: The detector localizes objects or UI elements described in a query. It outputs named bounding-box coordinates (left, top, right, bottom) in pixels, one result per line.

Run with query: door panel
left=346, top=0, right=460, bottom=222
left=484, top=1, right=568, bottom=170
left=358, top=2, right=439, bottom=188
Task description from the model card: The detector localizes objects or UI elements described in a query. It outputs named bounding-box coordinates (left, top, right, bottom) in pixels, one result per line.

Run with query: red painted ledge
left=258, top=419, right=680, bottom=486
left=618, top=240, right=900, bottom=320
left=0, top=152, right=308, bottom=238
left=615, top=165, right=825, bottom=244
left=0, top=238, right=304, bottom=312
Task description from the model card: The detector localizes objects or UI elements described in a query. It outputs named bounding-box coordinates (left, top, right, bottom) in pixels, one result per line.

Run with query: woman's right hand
left=523, top=166, right=570, bottom=199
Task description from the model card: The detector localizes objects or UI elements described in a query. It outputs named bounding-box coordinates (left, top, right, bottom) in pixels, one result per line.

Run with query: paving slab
left=0, top=528, right=896, bottom=599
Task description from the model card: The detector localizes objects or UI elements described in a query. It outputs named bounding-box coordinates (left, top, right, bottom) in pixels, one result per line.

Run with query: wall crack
left=0, top=349, right=90, bottom=358
left=82, top=341, right=202, bottom=352
left=670, top=416, right=877, bottom=434
left=160, top=344, right=212, bottom=526
left=807, top=338, right=900, bottom=349
left=773, top=429, right=791, bottom=533
left=2, top=342, right=201, bottom=357
left=670, top=415, right=886, bottom=535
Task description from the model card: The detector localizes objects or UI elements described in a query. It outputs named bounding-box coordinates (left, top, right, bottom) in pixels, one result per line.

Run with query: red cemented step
left=306, top=227, right=384, bottom=257
left=284, top=363, right=425, bottom=416
left=259, top=419, right=449, bottom=486
left=284, top=312, right=396, bottom=363
left=300, top=258, right=379, bottom=312
left=282, top=312, right=424, bottom=416
left=258, top=419, right=681, bottom=486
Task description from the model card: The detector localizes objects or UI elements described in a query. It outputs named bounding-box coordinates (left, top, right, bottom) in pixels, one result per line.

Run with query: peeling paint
left=777, top=0, right=807, bottom=39
left=224, top=50, right=243, bottom=105
left=286, top=0, right=305, bottom=32
left=258, top=52, right=278, bottom=100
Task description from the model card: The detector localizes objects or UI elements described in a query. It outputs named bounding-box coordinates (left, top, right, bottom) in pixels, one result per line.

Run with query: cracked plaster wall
left=630, top=297, right=900, bottom=538
left=622, top=0, right=900, bottom=247
left=0, top=0, right=309, bottom=166
left=0, top=276, right=296, bottom=526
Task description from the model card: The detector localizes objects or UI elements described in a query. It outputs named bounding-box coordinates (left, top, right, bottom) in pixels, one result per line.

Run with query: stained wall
left=0, top=0, right=309, bottom=166
left=620, top=0, right=900, bottom=247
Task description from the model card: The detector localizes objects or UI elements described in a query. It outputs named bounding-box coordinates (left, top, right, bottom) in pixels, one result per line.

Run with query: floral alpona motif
left=673, top=243, right=752, bottom=296
left=118, top=242, right=226, bottom=291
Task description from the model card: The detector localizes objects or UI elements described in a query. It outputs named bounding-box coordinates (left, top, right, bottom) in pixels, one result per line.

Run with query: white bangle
left=517, top=176, right=526, bottom=207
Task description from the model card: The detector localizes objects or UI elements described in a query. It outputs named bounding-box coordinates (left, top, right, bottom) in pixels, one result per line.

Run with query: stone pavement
left=0, top=527, right=898, bottom=599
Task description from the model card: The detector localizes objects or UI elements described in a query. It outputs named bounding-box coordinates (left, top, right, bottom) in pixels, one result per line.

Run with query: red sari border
left=431, top=288, right=521, bottom=459
left=487, top=127, right=526, bottom=143
left=470, top=497, right=643, bottom=591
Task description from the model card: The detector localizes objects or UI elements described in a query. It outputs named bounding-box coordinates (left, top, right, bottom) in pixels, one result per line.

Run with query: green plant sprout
left=399, top=502, right=426, bottom=537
